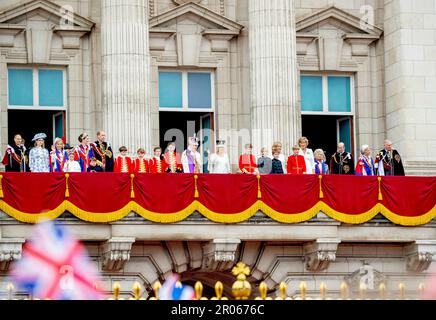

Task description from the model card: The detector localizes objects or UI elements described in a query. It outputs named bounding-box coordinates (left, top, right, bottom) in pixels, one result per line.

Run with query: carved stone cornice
left=101, top=237, right=136, bottom=272
left=405, top=240, right=436, bottom=272
left=0, top=238, right=25, bottom=272
left=0, top=25, right=25, bottom=47
left=202, top=238, right=241, bottom=271
left=303, top=238, right=340, bottom=272
left=53, top=27, right=90, bottom=49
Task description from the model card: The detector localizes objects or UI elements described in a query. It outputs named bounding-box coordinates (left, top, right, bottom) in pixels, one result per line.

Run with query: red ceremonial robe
left=287, top=155, right=307, bottom=174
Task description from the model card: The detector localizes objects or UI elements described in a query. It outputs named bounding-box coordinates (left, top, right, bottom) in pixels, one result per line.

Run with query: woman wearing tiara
left=208, top=140, right=231, bottom=174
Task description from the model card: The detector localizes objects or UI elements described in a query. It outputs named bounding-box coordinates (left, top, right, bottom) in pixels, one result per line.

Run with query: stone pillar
left=384, top=0, right=436, bottom=175
left=248, top=0, right=299, bottom=155
left=101, top=0, right=151, bottom=154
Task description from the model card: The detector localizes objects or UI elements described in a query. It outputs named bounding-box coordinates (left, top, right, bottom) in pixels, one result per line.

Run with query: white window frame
left=158, top=69, right=215, bottom=112
left=300, top=73, right=354, bottom=116
left=7, top=66, right=67, bottom=111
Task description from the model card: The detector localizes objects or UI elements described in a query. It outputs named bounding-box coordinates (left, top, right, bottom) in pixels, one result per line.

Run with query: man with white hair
left=330, top=142, right=354, bottom=175
left=375, top=140, right=405, bottom=176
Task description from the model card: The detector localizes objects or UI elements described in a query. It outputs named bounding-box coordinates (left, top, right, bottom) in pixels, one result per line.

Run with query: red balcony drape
left=0, top=173, right=435, bottom=226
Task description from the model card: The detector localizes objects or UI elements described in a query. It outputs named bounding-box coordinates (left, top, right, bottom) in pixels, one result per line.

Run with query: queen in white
left=208, top=140, right=231, bottom=174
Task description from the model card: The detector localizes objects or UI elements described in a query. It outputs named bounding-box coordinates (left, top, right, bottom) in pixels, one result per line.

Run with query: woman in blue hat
left=29, top=133, right=50, bottom=172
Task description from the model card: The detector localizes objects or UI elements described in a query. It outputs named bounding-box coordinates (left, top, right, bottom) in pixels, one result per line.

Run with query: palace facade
left=0, top=0, right=436, bottom=299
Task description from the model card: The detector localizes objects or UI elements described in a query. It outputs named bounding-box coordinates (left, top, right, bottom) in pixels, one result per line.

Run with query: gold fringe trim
left=197, top=201, right=259, bottom=224
left=65, top=174, right=70, bottom=198
left=130, top=174, right=135, bottom=199
left=0, top=175, right=3, bottom=199
left=194, top=175, right=199, bottom=198
left=0, top=200, right=435, bottom=226
left=318, top=175, right=324, bottom=199
left=378, top=177, right=383, bottom=201
left=257, top=175, right=262, bottom=199
left=134, top=201, right=197, bottom=224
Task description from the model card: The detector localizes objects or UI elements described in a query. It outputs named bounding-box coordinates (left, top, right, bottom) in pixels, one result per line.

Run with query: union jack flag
left=159, top=274, right=195, bottom=300
left=10, top=221, right=103, bottom=300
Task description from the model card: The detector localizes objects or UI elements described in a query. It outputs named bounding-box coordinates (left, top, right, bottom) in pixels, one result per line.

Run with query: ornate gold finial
left=359, top=283, right=367, bottom=300
left=7, top=283, right=14, bottom=300
left=379, top=283, right=386, bottom=300
left=195, top=281, right=208, bottom=300
left=339, top=282, right=348, bottom=300
left=231, top=262, right=252, bottom=300
left=399, top=283, right=405, bottom=300
left=319, top=282, right=327, bottom=300
left=255, top=282, right=272, bottom=300
left=211, top=281, right=228, bottom=300
left=419, top=283, right=425, bottom=299
left=149, top=281, right=161, bottom=300
left=276, top=282, right=290, bottom=300
left=131, top=282, right=143, bottom=300
left=299, top=282, right=307, bottom=300
left=113, top=282, right=121, bottom=300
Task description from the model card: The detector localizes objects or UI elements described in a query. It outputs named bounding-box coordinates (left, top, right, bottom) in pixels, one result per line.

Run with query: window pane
left=159, top=72, right=183, bottom=108
left=54, top=113, right=64, bottom=139
left=188, top=73, right=212, bottom=109
left=328, top=76, right=351, bottom=112
left=301, top=76, right=323, bottom=112
left=338, top=118, right=352, bottom=152
left=39, top=69, right=64, bottom=107
left=8, top=69, right=33, bottom=106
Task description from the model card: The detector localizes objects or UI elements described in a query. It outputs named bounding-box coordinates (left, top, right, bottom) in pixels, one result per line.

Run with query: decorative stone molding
left=0, top=238, right=25, bottom=272
left=303, top=238, right=341, bottom=272
left=0, top=25, right=25, bottom=47
left=343, top=34, right=380, bottom=56
left=203, top=30, right=239, bottom=52
left=345, top=262, right=386, bottom=290
left=172, top=0, right=201, bottom=5
left=54, top=27, right=90, bottom=50
left=295, top=6, right=382, bottom=70
left=101, top=237, right=136, bottom=272
left=0, top=0, right=94, bottom=62
left=405, top=240, right=436, bottom=273
left=149, top=2, right=243, bottom=66
left=202, top=238, right=241, bottom=271
left=296, top=33, right=317, bottom=55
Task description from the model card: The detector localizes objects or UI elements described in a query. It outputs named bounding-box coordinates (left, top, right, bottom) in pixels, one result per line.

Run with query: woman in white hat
left=29, top=133, right=50, bottom=172
left=208, top=140, right=231, bottom=174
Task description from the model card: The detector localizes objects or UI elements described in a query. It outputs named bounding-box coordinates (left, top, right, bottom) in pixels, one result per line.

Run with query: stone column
left=248, top=0, right=299, bottom=155
left=101, top=0, right=151, bottom=154
left=384, top=0, right=436, bottom=175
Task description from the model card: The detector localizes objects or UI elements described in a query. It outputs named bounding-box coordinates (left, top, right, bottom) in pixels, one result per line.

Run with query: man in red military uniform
left=287, top=145, right=307, bottom=174
left=133, top=148, right=149, bottom=174
left=114, top=146, right=133, bottom=173
left=164, top=142, right=183, bottom=173
left=149, top=147, right=166, bottom=173
left=238, top=143, right=258, bottom=174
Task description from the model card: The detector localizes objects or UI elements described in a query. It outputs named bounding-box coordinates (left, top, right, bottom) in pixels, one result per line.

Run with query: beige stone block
left=399, top=77, right=425, bottom=91
left=416, top=124, right=436, bottom=140
left=414, top=92, right=436, bottom=106
left=400, top=45, right=424, bottom=60
left=382, top=259, right=406, bottom=273
left=424, top=46, right=436, bottom=60
left=412, top=0, right=436, bottom=14
left=424, top=14, right=436, bottom=28
left=412, top=29, right=435, bottom=46
left=425, top=77, right=436, bottom=92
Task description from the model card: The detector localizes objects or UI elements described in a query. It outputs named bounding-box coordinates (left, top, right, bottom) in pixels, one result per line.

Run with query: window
left=159, top=70, right=214, bottom=111
left=8, top=67, right=66, bottom=110
left=300, top=74, right=353, bottom=114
